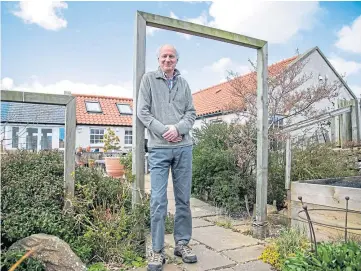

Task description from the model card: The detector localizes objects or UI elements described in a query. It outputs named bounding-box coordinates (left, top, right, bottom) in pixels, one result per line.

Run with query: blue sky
left=1, top=1, right=361, bottom=98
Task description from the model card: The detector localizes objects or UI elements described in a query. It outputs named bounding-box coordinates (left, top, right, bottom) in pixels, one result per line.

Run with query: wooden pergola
left=131, top=11, right=270, bottom=238
left=1, top=90, right=76, bottom=209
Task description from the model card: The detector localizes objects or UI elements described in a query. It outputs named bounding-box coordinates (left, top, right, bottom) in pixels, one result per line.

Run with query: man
left=137, top=44, right=197, bottom=271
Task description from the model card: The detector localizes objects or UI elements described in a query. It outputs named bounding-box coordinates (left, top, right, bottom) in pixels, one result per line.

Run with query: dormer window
left=117, top=103, right=132, bottom=115
left=85, top=101, right=102, bottom=113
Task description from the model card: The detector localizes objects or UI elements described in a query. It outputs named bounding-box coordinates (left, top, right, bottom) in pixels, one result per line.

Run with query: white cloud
left=206, top=1, right=321, bottom=44
left=12, top=1, right=68, bottom=31
left=1, top=78, right=133, bottom=98
left=335, top=15, right=361, bottom=54
left=1, top=77, right=14, bottom=90
left=350, top=85, right=361, bottom=97
left=169, top=11, right=191, bottom=40
left=170, top=11, right=209, bottom=40
left=146, top=26, right=161, bottom=36
left=329, top=55, right=361, bottom=77
left=203, top=57, right=251, bottom=81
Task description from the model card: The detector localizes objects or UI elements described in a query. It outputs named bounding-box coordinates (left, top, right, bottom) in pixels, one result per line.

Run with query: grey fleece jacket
left=137, top=67, right=196, bottom=149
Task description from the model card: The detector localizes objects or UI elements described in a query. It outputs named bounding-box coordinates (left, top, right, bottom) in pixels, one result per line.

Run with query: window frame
left=89, top=127, right=105, bottom=145
left=116, top=103, right=132, bottom=115
left=12, top=126, right=19, bottom=149
left=124, top=128, right=132, bottom=145
left=85, top=101, right=102, bottom=113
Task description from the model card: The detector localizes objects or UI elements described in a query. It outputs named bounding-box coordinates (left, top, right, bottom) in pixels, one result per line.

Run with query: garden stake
left=9, top=249, right=35, bottom=271
left=298, top=197, right=315, bottom=247
left=345, top=196, right=349, bottom=242
left=302, top=204, right=318, bottom=255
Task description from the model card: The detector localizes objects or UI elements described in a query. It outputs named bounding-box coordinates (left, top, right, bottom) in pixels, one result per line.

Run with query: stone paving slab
left=191, top=205, right=224, bottom=218
left=164, top=234, right=200, bottom=248
left=190, top=198, right=211, bottom=207
left=222, top=245, right=265, bottom=263
left=192, top=218, right=214, bottom=228
left=232, top=225, right=253, bottom=234
left=203, top=215, right=249, bottom=226
left=233, top=261, right=272, bottom=271
left=181, top=245, right=235, bottom=271
left=136, top=263, right=182, bottom=271
left=193, top=226, right=259, bottom=251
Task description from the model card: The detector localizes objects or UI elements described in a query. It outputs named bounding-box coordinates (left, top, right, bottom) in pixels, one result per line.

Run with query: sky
left=1, top=1, right=361, bottom=98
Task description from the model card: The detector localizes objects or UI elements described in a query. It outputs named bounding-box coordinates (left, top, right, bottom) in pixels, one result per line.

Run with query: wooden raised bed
left=291, top=176, right=361, bottom=241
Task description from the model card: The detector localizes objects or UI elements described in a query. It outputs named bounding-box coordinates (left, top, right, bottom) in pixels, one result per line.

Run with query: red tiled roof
left=192, top=56, right=298, bottom=117
left=74, top=94, right=133, bottom=126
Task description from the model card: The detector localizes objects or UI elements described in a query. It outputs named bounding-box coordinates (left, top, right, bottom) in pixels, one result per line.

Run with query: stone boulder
left=9, top=233, right=86, bottom=271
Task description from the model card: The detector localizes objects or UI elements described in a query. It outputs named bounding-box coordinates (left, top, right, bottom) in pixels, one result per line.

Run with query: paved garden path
left=140, top=174, right=273, bottom=271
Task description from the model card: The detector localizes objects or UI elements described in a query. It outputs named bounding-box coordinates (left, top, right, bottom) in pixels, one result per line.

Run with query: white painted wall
left=75, top=125, right=133, bottom=151
left=1, top=124, right=64, bottom=151
left=191, top=49, right=356, bottom=145
left=193, top=112, right=249, bottom=130
left=288, top=49, right=356, bottom=143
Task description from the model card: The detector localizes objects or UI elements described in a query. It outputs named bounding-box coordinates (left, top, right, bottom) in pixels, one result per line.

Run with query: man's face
left=158, top=46, right=177, bottom=74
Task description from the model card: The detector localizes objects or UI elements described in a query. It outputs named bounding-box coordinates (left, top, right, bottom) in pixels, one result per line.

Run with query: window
left=12, top=127, right=19, bottom=148
left=117, top=103, right=132, bottom=115
left=85, top=101, right=102, bottom=113
left=59, top=127, right=65, bottom=148
left=26, top=128, right=38, bottom=151
left=40, top=129, right=52, bottom=150
left=125, top=129, right=132, bottom=145
left=210, top=119, right=223, bottom=124
left=269, top=115, right=284, bottom=129
left=90, top=128, right=104, bottom=144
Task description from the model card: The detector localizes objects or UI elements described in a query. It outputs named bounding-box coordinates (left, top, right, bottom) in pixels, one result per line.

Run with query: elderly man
left=137, top=44, right=197, bottom=270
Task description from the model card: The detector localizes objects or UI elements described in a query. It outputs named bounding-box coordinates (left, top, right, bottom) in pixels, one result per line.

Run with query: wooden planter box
left=291, top=176, right=361, bottom=242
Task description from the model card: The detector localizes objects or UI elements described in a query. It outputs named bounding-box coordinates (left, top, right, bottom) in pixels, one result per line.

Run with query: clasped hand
left=162, top=125, right=182, bottom=143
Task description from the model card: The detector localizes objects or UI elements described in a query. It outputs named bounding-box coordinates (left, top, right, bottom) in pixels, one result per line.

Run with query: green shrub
left=120, top=152, right=134, bottom=182
left=268, top=151, right=287, bottom=207
left=192, top=122, right=256, bottom=214
left=1, top=150, right=79, bottom=247
left=291, top=143, right=358, bottom=181
left=70, top=166, right=150, bottom=266
left=1, top=249, right=45, bottom=271
left=192, top=123, right=359, bottom=214
left=88, top=262, right=108, bottom=271
left=259, top=227, right=310, bottom=270
left=283, top=241, right=361, bottom=271
left=1, top=150, right=151, bottom=270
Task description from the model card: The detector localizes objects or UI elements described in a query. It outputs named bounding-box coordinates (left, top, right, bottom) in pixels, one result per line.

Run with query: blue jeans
left=149, top=145, right=193, bottom=252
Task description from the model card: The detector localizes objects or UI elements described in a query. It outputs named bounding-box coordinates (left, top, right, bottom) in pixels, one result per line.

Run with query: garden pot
left=104, top=157, right=125, bottom=178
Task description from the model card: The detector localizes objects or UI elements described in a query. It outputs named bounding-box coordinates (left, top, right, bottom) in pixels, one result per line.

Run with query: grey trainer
left=174, top=243, right=197, bottom=263
left=147, top=250, right=166, bottom=271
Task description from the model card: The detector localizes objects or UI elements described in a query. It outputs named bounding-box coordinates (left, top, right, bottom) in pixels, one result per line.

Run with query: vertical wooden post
left=351, top=99, right=361, bottom=143
left=132, top=12, right=146, bottom=208
left=64, top=97, right=76, bottom=210
left=285, top=136, right=291, bottom=190
left=330, top=116, right=336, bottom=143
left=335, top=100, right=340, bottom=147
left=253, top=43, right=269, bottom=239
left=285, top=136, right=292, bottom=225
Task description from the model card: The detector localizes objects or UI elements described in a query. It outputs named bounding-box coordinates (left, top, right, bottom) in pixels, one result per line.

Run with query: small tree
left=223, top=53, right=342, bottom=205
left=103, top=128, right=121, bottom=152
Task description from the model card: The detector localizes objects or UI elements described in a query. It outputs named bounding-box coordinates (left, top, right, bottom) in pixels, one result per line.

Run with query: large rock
left=9, top=233, right=86, bottom=271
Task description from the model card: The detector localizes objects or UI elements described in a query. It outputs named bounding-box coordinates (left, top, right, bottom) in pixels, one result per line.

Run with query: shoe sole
left=174, top=250, right=198, bottom=264
left=147, top=259, right=166, bottom=271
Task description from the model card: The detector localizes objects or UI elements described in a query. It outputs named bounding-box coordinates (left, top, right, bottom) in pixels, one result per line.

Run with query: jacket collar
left=155, top=67, right=181, bottom=79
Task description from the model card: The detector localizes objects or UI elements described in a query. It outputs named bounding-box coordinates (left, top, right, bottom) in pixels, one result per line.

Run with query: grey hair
left=156, top=44, right=179, bottom=60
